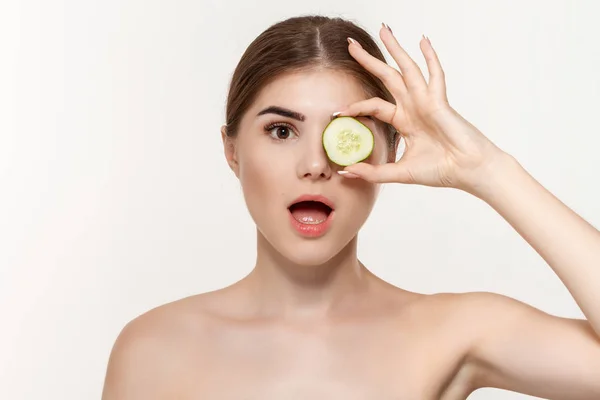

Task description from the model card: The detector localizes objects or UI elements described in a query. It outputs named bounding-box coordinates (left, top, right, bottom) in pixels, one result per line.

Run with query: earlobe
left=221, top=125, right=240, bottom=177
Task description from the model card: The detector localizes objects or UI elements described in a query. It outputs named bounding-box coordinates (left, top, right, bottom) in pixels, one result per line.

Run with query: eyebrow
left=257, top=106, right=305, bottom=121
left=256, top=105, right=376, bottom=123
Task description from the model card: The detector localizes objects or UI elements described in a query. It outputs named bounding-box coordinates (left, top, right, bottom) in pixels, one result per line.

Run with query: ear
left=221, top=125, right=239, bottom=178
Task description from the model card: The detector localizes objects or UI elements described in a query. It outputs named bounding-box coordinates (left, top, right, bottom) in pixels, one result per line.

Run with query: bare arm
left=459, top=292, right=600, bottom=399
left=464, top=154, right=600, bottom=398
left=471, top=153, right=600, bottom=336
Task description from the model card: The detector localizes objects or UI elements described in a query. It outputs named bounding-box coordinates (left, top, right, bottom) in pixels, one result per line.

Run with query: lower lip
left=288, top=211, right=334, bottom=238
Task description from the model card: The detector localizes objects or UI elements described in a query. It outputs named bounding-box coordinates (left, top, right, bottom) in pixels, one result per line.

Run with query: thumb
left=341, top=161, right=412, bottom=184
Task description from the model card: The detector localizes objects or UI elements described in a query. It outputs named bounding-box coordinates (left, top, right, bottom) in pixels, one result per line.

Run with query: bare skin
left=101, top=24, right=600, bottom=399
left=102, top=277, right=476, bottom=399
left=101, top=272, right=600, bottom=399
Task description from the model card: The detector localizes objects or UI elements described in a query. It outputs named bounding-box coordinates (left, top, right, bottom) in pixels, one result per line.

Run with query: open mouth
left=288, top=200, right=333, bottom=225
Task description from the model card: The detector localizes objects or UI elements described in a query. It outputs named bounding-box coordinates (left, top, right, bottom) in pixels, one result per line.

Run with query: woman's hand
left=338, top=24, right=508, bottom=193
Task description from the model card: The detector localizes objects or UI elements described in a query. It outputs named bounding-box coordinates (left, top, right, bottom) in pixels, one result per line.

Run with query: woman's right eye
left=265, top=123, right=298, bottom=141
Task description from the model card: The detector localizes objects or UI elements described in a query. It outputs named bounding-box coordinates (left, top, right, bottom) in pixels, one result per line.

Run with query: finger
left=419, top=35, right=447, bottom=99
left=347, top=37, right=407, bottom=96
left=340, top=161, right=413, bottom=184
left=380, top=24, right=428, bottom=92
left=336, top=97, right=397, bottom=126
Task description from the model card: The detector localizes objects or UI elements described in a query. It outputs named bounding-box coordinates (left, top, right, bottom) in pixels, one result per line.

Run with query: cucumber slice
left=322, top=116, right=374, bottom=166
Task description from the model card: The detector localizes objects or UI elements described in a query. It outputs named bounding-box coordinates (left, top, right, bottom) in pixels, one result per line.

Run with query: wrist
left=460, top=149, right=522, bottom=201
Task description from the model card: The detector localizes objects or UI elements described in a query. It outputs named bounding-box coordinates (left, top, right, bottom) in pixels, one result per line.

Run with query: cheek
left=342, top=179, right=379, bottom=218
left=364, top=130, right=389, bottom=165
left=357, top=182, right=379, bottom=209
left=238, top=148, right=289, bottom=211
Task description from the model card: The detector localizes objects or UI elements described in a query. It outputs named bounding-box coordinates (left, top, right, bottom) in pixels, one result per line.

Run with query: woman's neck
left=240, top=233, right=375, bottom=320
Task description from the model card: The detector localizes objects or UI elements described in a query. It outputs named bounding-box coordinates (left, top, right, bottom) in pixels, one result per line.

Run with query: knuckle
left=383, top=68, right=401, bottom=83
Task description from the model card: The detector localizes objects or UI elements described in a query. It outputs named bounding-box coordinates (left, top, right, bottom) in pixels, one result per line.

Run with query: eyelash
left=264, top=122, right=298, bottom=142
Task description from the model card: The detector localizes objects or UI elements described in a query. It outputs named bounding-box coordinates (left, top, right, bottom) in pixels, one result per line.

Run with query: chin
left=253, top=205, right=365, bottom=267
left=269, top=231, right=356, bottom=267
left=284, top=244, right=339, bottom=267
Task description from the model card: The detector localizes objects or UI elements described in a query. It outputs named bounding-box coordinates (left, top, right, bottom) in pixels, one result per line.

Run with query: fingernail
left=338, top=171, right=361, bottom=178
left=332, top=111, right=343, bottom=118
left=382, top=22, right=392, bottom=34
left=423, top=34, right=431, bottom=44
left=347, top=37, right=362, bottom=48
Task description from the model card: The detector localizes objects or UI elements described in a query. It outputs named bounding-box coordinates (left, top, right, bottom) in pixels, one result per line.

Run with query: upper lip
left=288, top=194, right=335, bottom=210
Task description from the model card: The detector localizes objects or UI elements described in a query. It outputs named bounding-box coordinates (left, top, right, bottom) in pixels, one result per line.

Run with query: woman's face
left=222, top=69, right=391, bottom=266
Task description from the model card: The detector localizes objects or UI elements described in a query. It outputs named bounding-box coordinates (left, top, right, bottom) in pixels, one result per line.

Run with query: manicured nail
left=332, top=111, right=343, bottom=117
left=423, top=34, right=431, bottom=44
left=338, top=171, right=360, bottom=178
left=382, top=22, right=392, bottom=34
left=347, top=37, right=362, bottom=48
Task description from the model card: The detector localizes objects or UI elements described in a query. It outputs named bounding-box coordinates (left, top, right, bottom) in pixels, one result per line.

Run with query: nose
left=297, top=130, right=333, bottom=180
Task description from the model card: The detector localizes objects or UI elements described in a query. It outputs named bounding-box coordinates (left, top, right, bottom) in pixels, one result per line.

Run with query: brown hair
left=224, top=15, right=399, bottom=155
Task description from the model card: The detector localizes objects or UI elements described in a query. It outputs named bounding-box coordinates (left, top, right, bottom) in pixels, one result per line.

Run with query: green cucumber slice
left=322, top=116, right=374, bottom=166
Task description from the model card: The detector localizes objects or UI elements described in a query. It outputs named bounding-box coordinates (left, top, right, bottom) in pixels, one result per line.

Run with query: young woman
left=102, top=15, right=600, bottom=399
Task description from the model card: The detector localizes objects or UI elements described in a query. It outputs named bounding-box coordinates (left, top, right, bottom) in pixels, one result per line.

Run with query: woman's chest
left=172, top=325, right=472, bottom=400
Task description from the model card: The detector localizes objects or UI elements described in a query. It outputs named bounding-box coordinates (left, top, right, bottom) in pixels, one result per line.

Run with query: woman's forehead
left=252, top=70, right=370, bottom=114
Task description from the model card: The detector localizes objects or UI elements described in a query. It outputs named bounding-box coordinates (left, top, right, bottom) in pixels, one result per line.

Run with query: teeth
left=298, top=215, right=326, bottom=224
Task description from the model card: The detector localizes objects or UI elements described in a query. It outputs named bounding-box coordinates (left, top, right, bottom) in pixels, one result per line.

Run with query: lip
left=288, top=194, right=335, bottom=210
left=287, top=194, right=335, bottom=238
left=288, top=211, right=333, bottom=238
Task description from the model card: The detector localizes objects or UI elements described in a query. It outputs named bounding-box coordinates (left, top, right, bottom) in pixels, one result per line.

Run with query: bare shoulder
left=425, top=289, right=592, bottom=343
left=422, top=290, right=537, bottom=320
left=412, top=290, right=569, bottom=354
left=398, top=291, right=551, bottom=391
left=100, top=292, right=224, bottom=400
left=412, top=290, right=557, bottom=328
left=422, top=291, right=600, bottom=396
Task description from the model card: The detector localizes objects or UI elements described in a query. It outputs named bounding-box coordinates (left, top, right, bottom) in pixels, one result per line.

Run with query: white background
left=1, top=0, right=599, bottom=399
